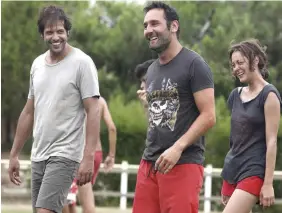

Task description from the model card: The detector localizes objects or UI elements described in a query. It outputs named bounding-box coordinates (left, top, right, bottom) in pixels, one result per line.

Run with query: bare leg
left=62, top=204, right=77, bottom=213
left=69, top=205, right=77, bottom=213
left=78, top=183, right=96, bottom=213
left=62, top=205, right=70, bottom=213
left=222, top=189, right=258, bottom=213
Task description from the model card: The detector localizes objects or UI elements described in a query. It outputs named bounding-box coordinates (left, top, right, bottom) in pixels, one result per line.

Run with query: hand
left=8, top=156, right=22, bottom=185
left=260, top=184, right=275, bottom=208
left=221, top=194, right=230, bottom=206
left=137, top=90, right=148, bottom=108
left=104, top=155, right=115, bottom=173
left=76, top=156, right=94, bottom=186
left=155, top=145, right=182, bottom=174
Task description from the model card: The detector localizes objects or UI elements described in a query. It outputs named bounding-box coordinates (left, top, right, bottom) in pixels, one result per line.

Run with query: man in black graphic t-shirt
left=132, top=2, right=216, bottom=213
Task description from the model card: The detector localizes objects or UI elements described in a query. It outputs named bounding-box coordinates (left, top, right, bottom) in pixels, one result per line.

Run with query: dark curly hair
left=37, top=5, right=72, bottom=35
left=229, top=39, right=269, bottom=79
left=134, top=59, right=155, bottom=81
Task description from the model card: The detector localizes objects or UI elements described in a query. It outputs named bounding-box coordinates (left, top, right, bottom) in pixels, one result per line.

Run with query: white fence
left=2, top=159, right=282, bottom=213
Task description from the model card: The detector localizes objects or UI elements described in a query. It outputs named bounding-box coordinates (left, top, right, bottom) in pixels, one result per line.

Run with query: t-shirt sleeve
left=190, top=56, right=214, bottom=93
left=77, top=56, right=100, bottom=99
left=27, top=62, right=35, bottom=100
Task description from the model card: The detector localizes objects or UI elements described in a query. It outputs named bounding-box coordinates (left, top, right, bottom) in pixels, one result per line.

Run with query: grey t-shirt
left=221, top=84, right=282, bottom=184
left=143, top=47, right=214, bottom=165
left=28, top=47, right=100, bottom=163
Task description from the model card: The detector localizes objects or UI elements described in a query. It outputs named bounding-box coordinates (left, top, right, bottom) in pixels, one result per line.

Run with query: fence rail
left=2, top=159, right=282, bottom=213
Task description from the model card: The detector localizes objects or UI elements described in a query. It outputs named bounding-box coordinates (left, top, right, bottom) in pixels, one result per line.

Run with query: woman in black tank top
left=220, top=39, right=282, bottom=213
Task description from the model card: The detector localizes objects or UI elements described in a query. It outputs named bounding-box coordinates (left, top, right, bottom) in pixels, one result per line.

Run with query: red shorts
left=221, top=176, right=264, bottom=197
left=90, top=151, right=103, bottom=184
left=67, top=151, right=103, bottom=205
left=132, top=160, right=204, bottom=213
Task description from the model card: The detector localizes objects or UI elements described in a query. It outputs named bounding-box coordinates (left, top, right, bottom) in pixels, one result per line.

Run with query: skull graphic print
left=147, top=78, right=180, bottom=131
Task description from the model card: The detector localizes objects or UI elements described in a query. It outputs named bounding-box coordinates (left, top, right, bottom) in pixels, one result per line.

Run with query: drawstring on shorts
left=147, top=161, right=157, bottom=178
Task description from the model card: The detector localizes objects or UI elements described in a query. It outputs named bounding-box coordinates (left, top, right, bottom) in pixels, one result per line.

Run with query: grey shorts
left=31, top=156, right=79, bottom=213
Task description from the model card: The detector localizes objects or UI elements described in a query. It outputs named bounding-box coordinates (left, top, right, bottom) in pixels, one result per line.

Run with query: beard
left=45, top=39, right=67, bottom=55
left=149, top=33, right=171, bottom=54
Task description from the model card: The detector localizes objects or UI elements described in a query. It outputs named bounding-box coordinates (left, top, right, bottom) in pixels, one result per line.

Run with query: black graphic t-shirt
left=221, top=84, right=282, bottom=184
left=142, top=47, right=214, bottom=165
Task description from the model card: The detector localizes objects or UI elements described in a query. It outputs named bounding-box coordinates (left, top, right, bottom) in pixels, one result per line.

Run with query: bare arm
left=174, top=88, right=216, bottom=151
left=82, top=97, right=100, bottom=159
left=76, top=56, right=100, bottom=185
left=10, top=99, right=34, bottom=158
left=101, top=98, right=117, bottom=157
left=264, top=92, right=280, bottom=185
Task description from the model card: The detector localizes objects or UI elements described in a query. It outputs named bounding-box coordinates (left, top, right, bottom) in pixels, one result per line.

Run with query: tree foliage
left=2, top=1, right=282, bottom=210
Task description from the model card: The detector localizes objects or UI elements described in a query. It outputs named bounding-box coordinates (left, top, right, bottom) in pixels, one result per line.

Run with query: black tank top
left=221, top=84, right=282, bottom=184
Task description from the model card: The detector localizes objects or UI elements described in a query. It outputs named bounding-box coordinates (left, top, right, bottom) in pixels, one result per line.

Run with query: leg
left=62, top=205, right=77, bottom=213
left=69, top=205, right=77, bottom=213
left=65, top=180, right=79, bottom=213
left=222, top=189, right=257, bottom=213
left=31, top=161, right=46, bottom=213
left=78, top=183, right=95, bottom=213
left=222, top=176, right=263, bottom=213
left=132, top=160, right=161, bottom=213
left=158, top=164, right=204, bottom=213
left=36, top=156, right=79, bottom=213
left=78, top=151, right=103, bottom=213
left=221, top=180, right=236, bottom=206
left=62, top=205, right=70, bottom=213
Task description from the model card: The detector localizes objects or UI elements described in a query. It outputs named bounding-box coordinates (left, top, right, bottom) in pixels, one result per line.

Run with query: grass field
left=2, top=211, right=31, bottom=213
left=1, top=205, right=132, bottom=213
left=1, top=205, right=215, bottom=213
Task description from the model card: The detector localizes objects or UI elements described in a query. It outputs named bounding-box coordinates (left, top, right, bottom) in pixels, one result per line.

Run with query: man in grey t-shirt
left=8, top=5, right=100, bottom=213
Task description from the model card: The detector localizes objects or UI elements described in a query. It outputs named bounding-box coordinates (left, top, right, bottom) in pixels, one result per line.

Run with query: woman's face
left=231, top=51, right=253, bottom=83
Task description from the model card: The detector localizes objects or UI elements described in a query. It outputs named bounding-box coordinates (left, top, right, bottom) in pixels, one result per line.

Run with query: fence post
left=119, top=161, right=129, bottom=210
left=204, top=164, right=213, bottom=213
